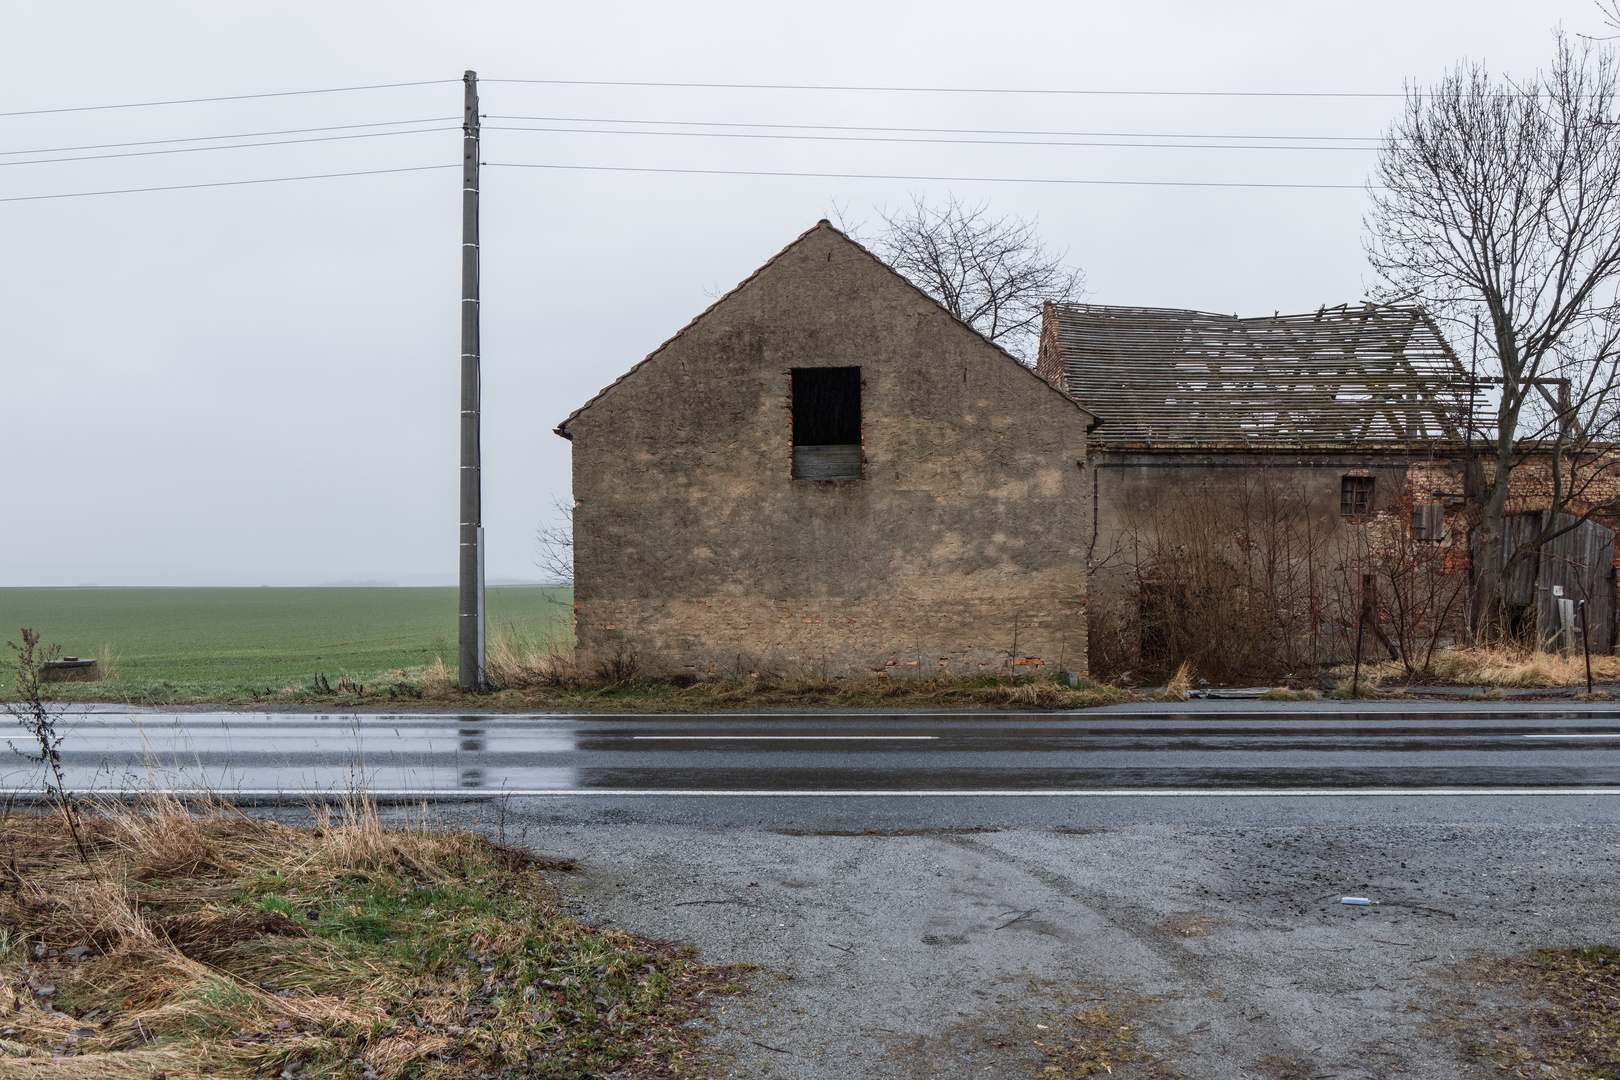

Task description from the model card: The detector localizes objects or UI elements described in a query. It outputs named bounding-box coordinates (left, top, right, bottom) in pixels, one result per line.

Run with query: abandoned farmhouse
left=558, top=221, right=1620, bottom=679
left=556, top=221, right=1094, bottom=679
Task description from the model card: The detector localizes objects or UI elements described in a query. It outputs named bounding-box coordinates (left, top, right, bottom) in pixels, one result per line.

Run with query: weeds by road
left=0, top=795, right=739, bottom=1078
left=1442, top=946, right=1620, bottom=1079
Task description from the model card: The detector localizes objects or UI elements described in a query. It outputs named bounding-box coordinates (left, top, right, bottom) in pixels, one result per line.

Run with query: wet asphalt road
left=26, top=700, right=1620, bottom=800
left=26, top=701, right=1620, bottom=1078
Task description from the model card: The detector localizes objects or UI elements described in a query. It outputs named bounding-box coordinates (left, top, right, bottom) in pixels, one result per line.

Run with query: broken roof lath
left=1045, top=303, right=1471, bottom=447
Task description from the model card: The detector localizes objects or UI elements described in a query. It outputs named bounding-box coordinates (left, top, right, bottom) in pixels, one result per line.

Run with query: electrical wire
left=2, top=125, right=460, bottom=169
left=485, top=123, right=1375, bottom=152
left=0, top=80, right=460, bottom=119
left=0, top=117, right=459, bottom=158
left=0, top=163, right=457, bottom=203
left=485, top=77, right=1408, bottom=99
left=486, top=161, right=1369, bottom=190
left=485, top=114, right=1383, bottom=144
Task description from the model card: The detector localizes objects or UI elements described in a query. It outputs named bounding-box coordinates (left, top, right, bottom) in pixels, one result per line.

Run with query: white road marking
left=1522, top=734, right=1620, bottom=739
left=42, top=787, right=1620, bottom=798
left=631, top=735, right=940, bottom=740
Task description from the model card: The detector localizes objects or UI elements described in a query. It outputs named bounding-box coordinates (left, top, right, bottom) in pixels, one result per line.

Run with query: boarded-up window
left=1412, top=502, right=1445, bottom=541
left=1340, top=475, right=1374, bottom=519
left=791, top=367, right=862, bottom=480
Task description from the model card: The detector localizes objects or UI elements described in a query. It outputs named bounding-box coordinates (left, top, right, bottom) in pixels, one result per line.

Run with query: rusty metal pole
left=458, top=71, right=484, bottom=690
left=1582, top=599, right=1594, bottom=695
left=1351, top=574, right=1368, bottom=698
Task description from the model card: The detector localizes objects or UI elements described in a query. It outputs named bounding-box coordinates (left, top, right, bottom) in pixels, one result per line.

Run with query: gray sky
left=0, top=0, right=1603, bottom=586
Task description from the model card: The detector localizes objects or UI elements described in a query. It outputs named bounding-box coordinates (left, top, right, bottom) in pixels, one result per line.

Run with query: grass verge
left=0, top=796, right=739, bottom=1078
left=1332, top=645, right=1620, bottom=690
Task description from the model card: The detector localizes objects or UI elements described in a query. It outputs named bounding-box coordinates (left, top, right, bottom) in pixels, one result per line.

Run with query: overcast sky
left=0, top=0, right=1605, bottom=587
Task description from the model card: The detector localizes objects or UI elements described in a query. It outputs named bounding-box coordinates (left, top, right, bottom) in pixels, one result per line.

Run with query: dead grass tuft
left=0, top=793, right=739, bottom=1078
left=1337, top=644, right=1620, bottom=688
left=1032, top=996, right=1184, bottom=1078
left=484, top=622, right=579, bottom=689
left=1161, top=660, right=1194, bottom=702
left=419, top=656, right=455, bottom=696
left=1156, top=911, right=1220, bottom=937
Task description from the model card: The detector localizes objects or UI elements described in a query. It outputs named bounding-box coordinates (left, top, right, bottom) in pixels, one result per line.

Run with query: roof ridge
left=557, top=220, right=1091, bottom=436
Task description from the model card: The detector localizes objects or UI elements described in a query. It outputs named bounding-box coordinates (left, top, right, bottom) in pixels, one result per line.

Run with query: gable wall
left=564, top=225, right=1091, bottom=679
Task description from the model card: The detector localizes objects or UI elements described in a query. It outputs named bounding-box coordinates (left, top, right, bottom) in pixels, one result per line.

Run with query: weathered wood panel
left=1471, top=513, right=1542, bottom=608
left=1535, top=513, right=1615, bottom=654
left=791, top=444, right=863, bottom=480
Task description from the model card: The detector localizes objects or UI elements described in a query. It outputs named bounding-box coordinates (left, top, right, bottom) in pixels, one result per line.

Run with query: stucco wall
left=1090, top=448, right=1449, bottom=570
left=559, top=223, right=1093, bottom=679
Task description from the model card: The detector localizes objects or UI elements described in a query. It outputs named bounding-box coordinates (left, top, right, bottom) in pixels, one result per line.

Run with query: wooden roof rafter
left=1049, top=302, right=1471, bottom=446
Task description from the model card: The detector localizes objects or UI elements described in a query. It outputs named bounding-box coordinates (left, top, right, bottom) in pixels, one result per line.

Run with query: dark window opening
left=791, top=366, right=862, bottom=480
left=1412, top=502, right=1445, bottom=541
left=1341, top=475, right=1374, bottom=519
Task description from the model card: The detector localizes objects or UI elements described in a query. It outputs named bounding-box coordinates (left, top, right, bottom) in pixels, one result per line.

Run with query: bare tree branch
left=534, top=497, right=573, bottom=587
left=854, top=194, right=1085, bottom=364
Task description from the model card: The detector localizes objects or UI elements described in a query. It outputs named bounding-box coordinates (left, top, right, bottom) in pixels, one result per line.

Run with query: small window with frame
left=791, top=366, right=862, bottom=480
left=1412, top=502, right=1445, bottom=541
left=1340, top=475, right=1374, bottom=519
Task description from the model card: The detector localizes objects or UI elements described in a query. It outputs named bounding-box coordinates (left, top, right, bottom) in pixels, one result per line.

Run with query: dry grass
left=1030, top=995, right=1184, bottom=1078
left=1442, top=946, right=1620, bottom=1079
left=1336, top=645, right=1620, bottom=689
left=1161, top=661, right=1194, bottom=702
left=0, top=796, right=737, bottom=1078
left=483, top=621, right=577, bottom=689
left=492, top=672, right=1131, bottom=713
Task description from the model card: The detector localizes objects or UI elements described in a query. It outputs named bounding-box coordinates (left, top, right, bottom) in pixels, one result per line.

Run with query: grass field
left=0, top=586, right=571, bottom=703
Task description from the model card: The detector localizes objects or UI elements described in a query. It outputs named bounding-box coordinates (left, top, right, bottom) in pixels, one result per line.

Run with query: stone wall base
left=574, top=596, right=1087, bottom=680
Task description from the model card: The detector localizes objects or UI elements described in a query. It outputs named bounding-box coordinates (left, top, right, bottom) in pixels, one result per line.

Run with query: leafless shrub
left=1336, top=495, right=1473, bottom=677
left=1100, top=471, right=1350, bottom=682
left=1096, top=471, right=1470, bottom=682
left=5, top=629, right=93, bottom=870
left=594, top=647, right=639, bottom=688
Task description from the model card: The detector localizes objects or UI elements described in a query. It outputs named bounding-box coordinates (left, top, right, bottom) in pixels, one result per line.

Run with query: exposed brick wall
left=1035, top=301, right=1065, bottom=390
left=560, top=223, right=1093, bottom=679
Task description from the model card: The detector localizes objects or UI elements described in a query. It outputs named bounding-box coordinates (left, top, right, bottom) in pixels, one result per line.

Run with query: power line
left=486, top=114, right=1383, bottom=144
left=3, top=125, right=459, bottom=169
left=487, top=161, right=1370, bottom=190
left=485, top=77, right=1408, bottom=99
left=0, top=117, right=459, bottom=158
left=486, top=123, right=1375, bottom=152
left=0, top=80, right=458, bottom=119
left=0, top=163, right=457, bottom=203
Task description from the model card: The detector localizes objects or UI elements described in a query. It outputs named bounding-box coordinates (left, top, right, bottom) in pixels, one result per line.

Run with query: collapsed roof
left=1042, top=303, right=1471, bottom=446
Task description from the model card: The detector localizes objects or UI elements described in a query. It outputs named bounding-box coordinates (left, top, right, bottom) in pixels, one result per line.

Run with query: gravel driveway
left=500, top=795, right=1620, bottom=1079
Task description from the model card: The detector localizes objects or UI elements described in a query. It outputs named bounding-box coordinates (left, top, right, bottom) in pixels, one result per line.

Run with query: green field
left=0, top=586, right=571, bottom=701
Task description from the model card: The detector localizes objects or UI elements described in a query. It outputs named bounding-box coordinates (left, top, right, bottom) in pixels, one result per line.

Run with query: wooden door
left=1534, top=513, right=1616, bottom=654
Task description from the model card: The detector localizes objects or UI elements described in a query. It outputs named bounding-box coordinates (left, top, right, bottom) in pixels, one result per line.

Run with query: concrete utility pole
left=458, top=70, right=485, bottom=690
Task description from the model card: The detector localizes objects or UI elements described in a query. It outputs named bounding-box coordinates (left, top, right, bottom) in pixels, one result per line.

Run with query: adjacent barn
left=1039, top=301, right=1620, bottom=672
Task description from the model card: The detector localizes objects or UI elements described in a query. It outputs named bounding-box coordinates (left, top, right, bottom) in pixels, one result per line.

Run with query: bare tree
left=533, top=497, right=573, bottom=587
left=854, top=195, right=1084, bottom=363
left=1365, top=32, right=1620, bottom=637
